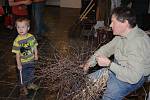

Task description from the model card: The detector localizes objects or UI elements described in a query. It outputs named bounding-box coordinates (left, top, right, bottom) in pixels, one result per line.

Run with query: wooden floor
left=0, top=5, right=149, bottom=100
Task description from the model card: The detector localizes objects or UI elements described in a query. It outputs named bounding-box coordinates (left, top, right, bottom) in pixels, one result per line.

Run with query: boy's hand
left=17, top=65, right=22, bottom=70
left=34, top=55, right=38, bottom=60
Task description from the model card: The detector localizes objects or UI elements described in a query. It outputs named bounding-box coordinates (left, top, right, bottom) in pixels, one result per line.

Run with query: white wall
left=46, top=0, right=81, bottom=8
left=46, top=0, right=60, bottom=6
left=60, top=0, right=81, bottom=8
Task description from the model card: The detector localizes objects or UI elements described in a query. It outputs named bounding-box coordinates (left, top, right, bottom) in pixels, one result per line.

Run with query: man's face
left=110, top=15, right=128, bottom=36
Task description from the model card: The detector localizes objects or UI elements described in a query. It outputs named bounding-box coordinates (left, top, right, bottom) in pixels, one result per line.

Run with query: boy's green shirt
left=12, top=33, right=38, bottom=63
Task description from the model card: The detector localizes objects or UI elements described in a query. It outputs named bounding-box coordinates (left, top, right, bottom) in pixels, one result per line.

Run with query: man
left=93, top=0, right=111, bottom=37
left=32, top=0, right=46, bottom=38
left=94, top=0, right=111, bottom=28
left=81, top=7, right=150, bottom=100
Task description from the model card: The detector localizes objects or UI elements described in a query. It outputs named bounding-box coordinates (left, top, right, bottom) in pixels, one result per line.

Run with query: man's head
left=15, top=17, right=30, bottom=35
left=110, top=7, right=136, bottom=36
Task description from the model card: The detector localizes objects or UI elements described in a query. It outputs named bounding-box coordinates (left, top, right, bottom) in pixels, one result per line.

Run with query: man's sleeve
left=110, top=39, right=146, bottom=84
left=88, top=36, right=118, bottom=67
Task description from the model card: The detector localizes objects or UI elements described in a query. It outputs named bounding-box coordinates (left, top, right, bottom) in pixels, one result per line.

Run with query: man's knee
left=102, top=91, right=124, bottom=100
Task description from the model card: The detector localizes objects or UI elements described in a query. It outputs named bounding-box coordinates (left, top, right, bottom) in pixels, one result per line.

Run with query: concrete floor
left=0, top=6, right=149, bottom=100
left=0, top=6, right=84, bottom=100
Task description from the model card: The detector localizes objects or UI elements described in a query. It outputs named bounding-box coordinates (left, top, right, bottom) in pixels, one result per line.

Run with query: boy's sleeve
left=33, top=36, right=38, bottom=48
left=12, top=39, right=20, bottom=54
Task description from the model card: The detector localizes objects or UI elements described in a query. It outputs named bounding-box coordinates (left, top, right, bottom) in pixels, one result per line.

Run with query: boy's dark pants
left=20, top=61, right=35, bottom=86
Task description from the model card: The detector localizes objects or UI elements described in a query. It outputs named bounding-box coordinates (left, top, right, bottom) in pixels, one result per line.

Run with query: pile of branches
left=35, top=39, right=109, bottom=100
left=73, top=69, right=108, bottom=100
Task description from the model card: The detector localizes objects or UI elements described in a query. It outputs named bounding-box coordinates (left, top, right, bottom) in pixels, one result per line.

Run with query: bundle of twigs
left=35, top=46, right=91, bottom=99
left=35, top=39, right=109, bottom=100
left=73, top=69, right=109, bottom=100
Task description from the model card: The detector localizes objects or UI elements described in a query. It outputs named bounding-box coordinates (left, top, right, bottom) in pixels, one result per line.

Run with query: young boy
left=12, top=17, right=39, bottom=95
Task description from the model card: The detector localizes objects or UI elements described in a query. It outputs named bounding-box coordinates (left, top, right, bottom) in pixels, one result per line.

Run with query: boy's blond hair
left=15, top=17, right=30, bottom=27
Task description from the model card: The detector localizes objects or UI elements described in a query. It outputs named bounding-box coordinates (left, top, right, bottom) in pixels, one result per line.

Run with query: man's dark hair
left=111, top=7, right=136, bottom=28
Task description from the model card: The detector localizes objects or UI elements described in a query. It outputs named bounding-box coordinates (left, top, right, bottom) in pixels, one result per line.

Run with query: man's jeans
left=88, top=68, right=145, bottom=100
left=32, top=2, right=45, bottom=36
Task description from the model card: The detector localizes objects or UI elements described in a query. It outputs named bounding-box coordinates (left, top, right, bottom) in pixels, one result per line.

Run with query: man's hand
left=96, top=55, right=111, bottom=67
left=32, top=0, right=45, bottom=3
left=23, top=0, right=32, bottom=5
left=79, top=62, right=91, bottom=73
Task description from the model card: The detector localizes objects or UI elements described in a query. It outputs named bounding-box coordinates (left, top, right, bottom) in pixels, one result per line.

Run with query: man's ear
left=124, top=20, right=131, bottom=29
left=124, top=20, right=129, bottom=24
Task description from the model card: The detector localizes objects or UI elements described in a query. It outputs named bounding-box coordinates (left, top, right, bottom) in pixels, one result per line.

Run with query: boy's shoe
left=27, top=83, right=39, bottom=91
left=20, top=87, right=28, bottom=96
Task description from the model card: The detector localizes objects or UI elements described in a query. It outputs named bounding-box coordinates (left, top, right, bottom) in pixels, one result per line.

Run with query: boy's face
left=16, top=21, right=29, bottom=35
